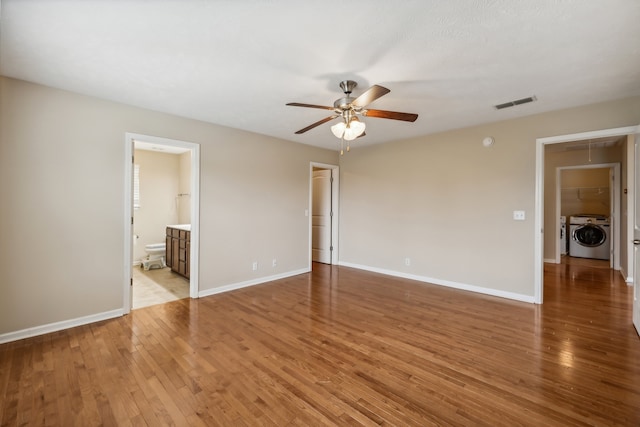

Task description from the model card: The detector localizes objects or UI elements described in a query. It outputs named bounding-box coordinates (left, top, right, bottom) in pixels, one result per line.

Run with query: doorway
left=535, top=126, right=637, bottom=303
left=123, top=133, right=200, bottom=313
left=556, top=163, right=619, bottom=269
left=310, top=162, right=339, bottom=267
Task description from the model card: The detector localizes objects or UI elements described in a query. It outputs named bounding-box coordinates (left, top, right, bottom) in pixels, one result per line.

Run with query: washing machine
left=569, top=214, right=610, bottom=260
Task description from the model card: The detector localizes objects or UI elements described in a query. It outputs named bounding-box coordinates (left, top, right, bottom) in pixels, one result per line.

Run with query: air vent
left=494, top=96, right=537, bottom=110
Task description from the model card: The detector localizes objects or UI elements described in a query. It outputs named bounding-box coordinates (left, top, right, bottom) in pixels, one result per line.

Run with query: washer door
left=572, top=224, right=606, bottom=247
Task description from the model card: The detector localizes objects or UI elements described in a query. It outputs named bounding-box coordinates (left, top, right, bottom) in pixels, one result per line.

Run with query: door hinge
left=130, top=278, right=133, bottom=287
left=131, top=217, right=134, bottom=225
left=330, top=211, right=333, bottom=217
left=330, top=246, right=333, bottom=251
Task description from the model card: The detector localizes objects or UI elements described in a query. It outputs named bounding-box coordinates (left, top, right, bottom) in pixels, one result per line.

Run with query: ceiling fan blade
left=294, top=115, right=339, bottom=134
left=286, top=102, right=335, bottom=110
left=351, top=85, right=391, bottom=107
left=363, top=109, right=418, bottom=122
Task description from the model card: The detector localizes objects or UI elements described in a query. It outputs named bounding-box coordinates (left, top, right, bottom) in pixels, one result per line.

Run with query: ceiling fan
left=286, top=80, right=418, bottom=144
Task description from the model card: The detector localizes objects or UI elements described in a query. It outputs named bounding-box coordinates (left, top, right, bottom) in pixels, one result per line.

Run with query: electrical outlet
left=404, top=257, right=411, bottom=266
left=272, top=259, right=277, bottom=267
left=252, top=262, right=258, bottom=271
left=513, top=210, right=525, bottom=221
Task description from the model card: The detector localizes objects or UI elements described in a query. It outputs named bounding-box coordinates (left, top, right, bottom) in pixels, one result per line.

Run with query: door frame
left=535, top=125, right=637, bottom=304
left=633, top=130, right=640, bottom=335
left=554, top=163, right=620, bottom=269
left=123, top=132, right=201, bottom=313
left=309, top=162, right=339, bottom=267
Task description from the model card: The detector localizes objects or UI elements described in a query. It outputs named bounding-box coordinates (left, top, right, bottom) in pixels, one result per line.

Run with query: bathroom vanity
left=166, top=225, right=190, bottom=279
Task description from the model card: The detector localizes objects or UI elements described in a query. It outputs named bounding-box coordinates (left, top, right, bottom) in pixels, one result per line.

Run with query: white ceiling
left=1, top=0, right=639, bottom=151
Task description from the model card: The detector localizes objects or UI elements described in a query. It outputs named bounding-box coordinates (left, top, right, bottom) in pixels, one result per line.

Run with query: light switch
left=513, top=210, right=525, bottom=220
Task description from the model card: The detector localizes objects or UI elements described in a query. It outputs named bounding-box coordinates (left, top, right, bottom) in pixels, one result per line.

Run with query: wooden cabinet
left=166, top=226, right=190, bottom=279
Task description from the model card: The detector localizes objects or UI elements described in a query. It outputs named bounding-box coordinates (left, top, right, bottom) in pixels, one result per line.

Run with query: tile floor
left=132, top=265, right=189, bottom=309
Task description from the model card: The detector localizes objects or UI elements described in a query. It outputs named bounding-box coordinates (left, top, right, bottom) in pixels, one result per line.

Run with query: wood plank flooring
left=1, top=259, right=639, bottom=426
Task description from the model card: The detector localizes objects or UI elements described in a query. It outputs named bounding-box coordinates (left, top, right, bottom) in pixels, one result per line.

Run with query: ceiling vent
left=494, top=96, right=537, bottom=110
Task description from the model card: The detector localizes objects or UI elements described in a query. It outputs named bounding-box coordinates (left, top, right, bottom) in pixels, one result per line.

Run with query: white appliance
left=569, top=214, right=610, bottom=260
left=560, top=216, right=567, bottom=255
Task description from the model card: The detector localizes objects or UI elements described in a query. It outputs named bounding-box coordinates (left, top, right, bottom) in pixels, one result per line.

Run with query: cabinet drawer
left=180, top=230, right=189, bottom=240
left=172, top=229, right=181, bottom=238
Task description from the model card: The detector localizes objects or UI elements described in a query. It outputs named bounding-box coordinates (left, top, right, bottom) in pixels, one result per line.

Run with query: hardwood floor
left=1, top=260, right=639, bottom=426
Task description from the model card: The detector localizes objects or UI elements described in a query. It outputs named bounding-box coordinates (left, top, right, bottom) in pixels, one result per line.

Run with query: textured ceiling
left=1, top=0, right=639, bottom=151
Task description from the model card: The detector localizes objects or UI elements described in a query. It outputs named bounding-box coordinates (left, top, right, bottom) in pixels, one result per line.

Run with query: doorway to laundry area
left=535, top=125, right=636, bottom=304
left=557, top=163, right=618, bottom=269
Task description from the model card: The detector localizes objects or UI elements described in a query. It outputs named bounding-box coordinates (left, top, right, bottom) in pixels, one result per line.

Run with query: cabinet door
left=165, top=235, right=173, bottom=267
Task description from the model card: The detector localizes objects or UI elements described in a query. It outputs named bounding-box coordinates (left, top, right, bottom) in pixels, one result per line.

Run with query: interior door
left=633, top=132, right=640, bottom=335
left=312, top=169, right=332, bottom=264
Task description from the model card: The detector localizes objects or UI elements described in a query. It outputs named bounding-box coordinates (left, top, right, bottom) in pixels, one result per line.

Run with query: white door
left=634, top=132, right=640, bottom=335
left=312, top=169, right=332, bottom=264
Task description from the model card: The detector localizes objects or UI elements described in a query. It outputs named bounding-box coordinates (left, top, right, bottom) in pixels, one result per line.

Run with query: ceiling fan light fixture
left=331, top=121, right=346, bottom=138
left=332, top=117, right=366, bottom=141
left=347, top=117, right=366, bottom=138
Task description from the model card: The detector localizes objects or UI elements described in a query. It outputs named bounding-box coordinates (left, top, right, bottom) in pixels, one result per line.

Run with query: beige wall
left=0, top=76, right=337, bottom=336
left=339, top=97, right=640, bottom=298
left=560, top=168, right=611, bottom=218
left=132, top=149, right=181, bottom=262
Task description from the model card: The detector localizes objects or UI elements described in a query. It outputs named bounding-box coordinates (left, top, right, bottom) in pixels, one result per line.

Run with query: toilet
left=142, top=243, right=166, bottom=270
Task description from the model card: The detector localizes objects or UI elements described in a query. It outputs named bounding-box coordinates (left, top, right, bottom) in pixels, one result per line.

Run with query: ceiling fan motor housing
left=339, top=80, right=357, bottom=95
left=335, top=81, right=359, bottom=111
left=334, top=96, right=357, bottom=110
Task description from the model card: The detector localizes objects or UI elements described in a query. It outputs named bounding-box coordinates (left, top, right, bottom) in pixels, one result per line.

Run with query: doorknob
left=634, top=239, right=640, bottom=245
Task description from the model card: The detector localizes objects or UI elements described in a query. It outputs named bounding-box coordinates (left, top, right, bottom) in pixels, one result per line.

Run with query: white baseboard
left=0, top=309, right=124, bottom=344
left=544, top=258, right=557, bottom=264
left=620, top=267, right=633, bottom=284
left=338, top=262, right=536, bottom=304
left=198, top=268, right=309, bottom=298
left=0, top=263, right=538, bottom=344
